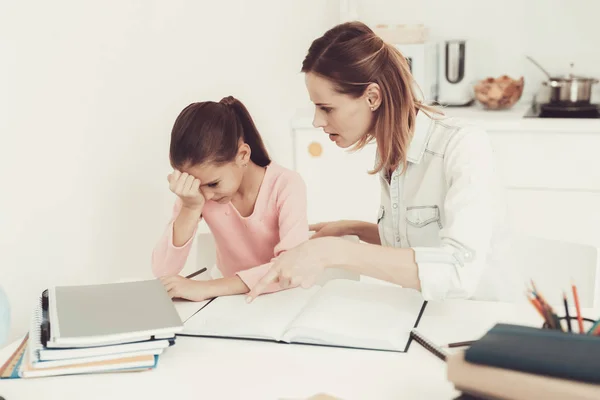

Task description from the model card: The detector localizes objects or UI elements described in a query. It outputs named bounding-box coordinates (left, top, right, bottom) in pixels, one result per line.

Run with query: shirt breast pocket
left=405, top=205, right=443, bottom=247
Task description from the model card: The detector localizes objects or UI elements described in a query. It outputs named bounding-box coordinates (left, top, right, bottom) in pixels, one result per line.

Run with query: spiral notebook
left=44, top=279, right=183, bottom=348
left=410, top=329, right=449, bottom=361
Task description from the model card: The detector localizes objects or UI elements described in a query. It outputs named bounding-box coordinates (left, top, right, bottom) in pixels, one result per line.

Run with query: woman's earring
left=370, top=106, right=376, bottom=111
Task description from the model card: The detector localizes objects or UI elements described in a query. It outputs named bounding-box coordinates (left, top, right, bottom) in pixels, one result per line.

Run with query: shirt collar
left=406, top=109, right=434, bottom=165
left=376, top=109, right=435, bottom=179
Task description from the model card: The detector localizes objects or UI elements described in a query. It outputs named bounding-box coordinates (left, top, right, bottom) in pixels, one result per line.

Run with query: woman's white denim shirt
left=377, top=110, right=514, bottom=301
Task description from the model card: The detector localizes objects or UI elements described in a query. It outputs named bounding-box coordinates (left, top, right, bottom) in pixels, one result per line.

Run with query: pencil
left=563, top=292, right=572, bottom=333
left=571, top=281, right=584, bottom=333
left=532, top=291, right=559, bottom=330
left=586, top=319, right=600, bottom=335
left=530, top=282, right=563, bottom=331
left=530, top=280, right=550, bottom=306
left=527, top=294, right=545, bottom=319
left=446, top=340, right=477, bottom=348
left=185, top=267, right=207, bottom=279
left=527, top=293, right=551, bottom=326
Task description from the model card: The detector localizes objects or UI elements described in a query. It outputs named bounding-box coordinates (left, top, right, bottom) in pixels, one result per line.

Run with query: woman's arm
left=247, top=236, right=419, bottom=300
left=408, top=126, right=500, bottom=300
left=322, top=238, right=420, bottom=289
left=248, top=126, right=500, bottom=301
left=347, top=221, right=381, bottom=245
left=309, top=220, right=381, bottom=244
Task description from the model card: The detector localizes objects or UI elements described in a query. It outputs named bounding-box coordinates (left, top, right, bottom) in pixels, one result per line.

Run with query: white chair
left=505, top=234, right=600, bottom=308
left=195, top=232, right=218, bottom=278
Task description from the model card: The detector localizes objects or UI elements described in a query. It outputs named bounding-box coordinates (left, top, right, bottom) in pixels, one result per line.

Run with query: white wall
left=356, top=0, right=600, bottom=98
left=0, top=0, right=339, bottom=343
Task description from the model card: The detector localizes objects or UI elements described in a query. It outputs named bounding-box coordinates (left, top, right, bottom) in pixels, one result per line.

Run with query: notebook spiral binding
left=28, top=290, right=50, bottom=365
left=410, top=329, right=448, bottom=361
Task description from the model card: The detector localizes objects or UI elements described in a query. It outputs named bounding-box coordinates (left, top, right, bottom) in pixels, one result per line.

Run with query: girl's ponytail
left=220, top=96, right=271, bottom=167
left=170, top=96, right=270, bottom=169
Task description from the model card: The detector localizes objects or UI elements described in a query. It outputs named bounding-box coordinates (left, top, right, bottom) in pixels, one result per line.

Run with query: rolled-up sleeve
left=415, top=127, right=499, bottom=300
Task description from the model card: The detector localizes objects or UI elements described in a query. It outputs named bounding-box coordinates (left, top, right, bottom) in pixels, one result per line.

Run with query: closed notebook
left=182, top=279, right=427, bottom=352
left=448, top=351, right=600, bottom=400
left=46, top=279, right=183, bottom=348
left=464, top=323, right=600, bottom=384
left=0, top=336, right=158, bottom=379
left=38, top=338, right=174, bottom=361
left=20, top=345, right=158, bottom=379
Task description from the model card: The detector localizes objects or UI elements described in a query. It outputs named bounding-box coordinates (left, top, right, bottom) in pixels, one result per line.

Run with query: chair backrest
left=507, top=234, right=600, bottom=308
left=195, top=232, right=218, bottom=277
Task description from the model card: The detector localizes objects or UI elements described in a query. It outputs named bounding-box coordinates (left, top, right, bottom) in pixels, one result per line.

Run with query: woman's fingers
left=309, top=222, right=326, bottom=231
left=246, top=267, right=281, bottom=302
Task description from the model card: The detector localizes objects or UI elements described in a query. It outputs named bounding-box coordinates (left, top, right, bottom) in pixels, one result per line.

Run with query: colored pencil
left=571, top=281, right=584, bottom=333
left=563, top=292, right=572, bottom=333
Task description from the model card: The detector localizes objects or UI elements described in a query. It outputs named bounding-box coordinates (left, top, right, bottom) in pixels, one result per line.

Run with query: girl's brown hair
left=169, top=96, right=270, bottom=169
left=301, top=21, right=437, bottom=174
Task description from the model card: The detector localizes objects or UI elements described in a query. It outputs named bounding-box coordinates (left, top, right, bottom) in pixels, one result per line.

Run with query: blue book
left=465, top=323, right=600, bottom=384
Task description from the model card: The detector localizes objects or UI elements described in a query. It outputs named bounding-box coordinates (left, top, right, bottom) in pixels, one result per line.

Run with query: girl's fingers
left=191, top=179, right=201, bottom=194
left=183, top=174, right=195, bottom=193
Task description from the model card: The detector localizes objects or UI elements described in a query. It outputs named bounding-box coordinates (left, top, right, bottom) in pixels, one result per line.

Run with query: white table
left=0, top=336, right=453, bottom=399
left=2, top=300, right=591, bottom=400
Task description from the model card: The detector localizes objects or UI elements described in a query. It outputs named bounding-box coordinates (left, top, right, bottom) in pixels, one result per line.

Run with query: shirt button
left=395, top=236, right=401, bottom=242
left=392, top=203, right=398, bottom=209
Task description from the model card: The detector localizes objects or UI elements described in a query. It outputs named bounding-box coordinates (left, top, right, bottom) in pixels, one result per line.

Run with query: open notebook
left=182, top=279, right=427, bottom=352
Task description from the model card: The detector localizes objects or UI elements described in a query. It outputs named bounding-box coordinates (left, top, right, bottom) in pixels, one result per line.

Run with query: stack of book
left=1, top=279, right=183, bottom=379
left=447, top=323, right=600, bottom=400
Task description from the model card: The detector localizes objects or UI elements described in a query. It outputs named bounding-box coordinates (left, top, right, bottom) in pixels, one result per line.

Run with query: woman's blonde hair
left=301, top=21, right=439, bottom=174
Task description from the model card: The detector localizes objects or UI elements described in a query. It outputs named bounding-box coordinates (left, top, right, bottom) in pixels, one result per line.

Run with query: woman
left=247, top=21, right=513, bottom=303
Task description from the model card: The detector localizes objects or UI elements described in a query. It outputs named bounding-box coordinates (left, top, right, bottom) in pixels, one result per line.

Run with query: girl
left=152, top=96, right=309, bottom=301
left=248, top=22, right=513, bottom=303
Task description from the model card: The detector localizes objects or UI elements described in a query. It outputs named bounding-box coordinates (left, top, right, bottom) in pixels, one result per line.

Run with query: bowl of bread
left=474, top=75, right=524, bottom=110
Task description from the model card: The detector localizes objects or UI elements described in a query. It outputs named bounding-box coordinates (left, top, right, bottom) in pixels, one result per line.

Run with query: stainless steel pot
left=526, top=56, right=599, bottom=104
left=543, top=75, right=599, bottom=103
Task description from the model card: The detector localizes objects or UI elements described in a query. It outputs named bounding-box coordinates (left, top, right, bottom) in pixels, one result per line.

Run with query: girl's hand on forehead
left=168, top=170, right=205, bottom=212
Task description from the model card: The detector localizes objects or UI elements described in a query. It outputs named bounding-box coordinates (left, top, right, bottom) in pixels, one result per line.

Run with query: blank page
left=282, top=280, right=425, bottom=351
left=182, top=286, right=320, bottom=341
left=174, top=299, right=211, bottom=323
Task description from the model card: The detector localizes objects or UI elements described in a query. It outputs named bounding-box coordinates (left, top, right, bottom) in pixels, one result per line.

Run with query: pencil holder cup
left=542, top=316, right=597, bottom=333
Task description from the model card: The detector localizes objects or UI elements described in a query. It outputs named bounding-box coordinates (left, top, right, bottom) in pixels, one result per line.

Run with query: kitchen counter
left=292, top=100, right=600, bottom=133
